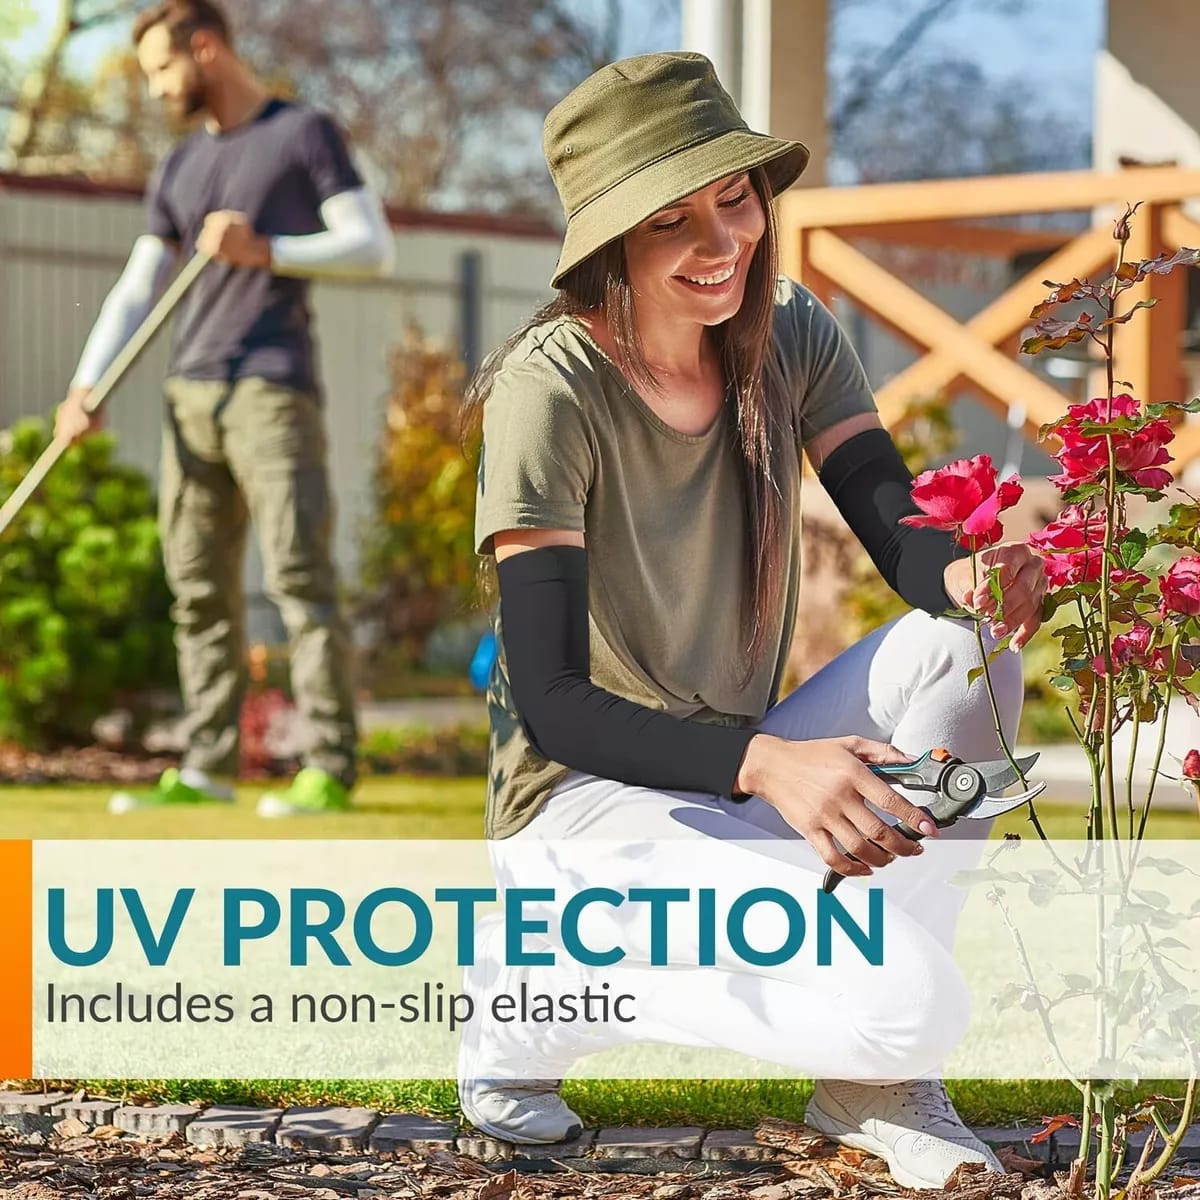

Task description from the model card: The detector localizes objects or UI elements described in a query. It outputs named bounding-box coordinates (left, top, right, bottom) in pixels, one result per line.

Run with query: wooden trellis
left=779, top=166, right=1200, bottom=461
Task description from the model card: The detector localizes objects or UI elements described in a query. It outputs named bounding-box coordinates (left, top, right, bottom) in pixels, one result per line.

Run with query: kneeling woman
left=461, top=52, right=1045, bottom=1190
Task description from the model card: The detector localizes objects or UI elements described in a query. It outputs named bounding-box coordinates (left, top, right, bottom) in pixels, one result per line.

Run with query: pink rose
left=1091, top=623, right=1154, bottom=676
left=1028, top=506, right=1152, bottom=592
left=1064, top=394, right=1141, bottom=424
left=1052, top=430, right=1110, bottom=491
left=1153, top=644, right=1198, bottom=680
left=1183, top=749, right=1200, bottom=780
left=902, top=454, right=1023, bottom=551
left=1118, top=623, right=1154, bottom=660
left=1160, top=556, right=1200, bottom=618
left=1029, top=506, right=1107, bottom=591
left=1043, top=553, right=1146, bottom=591
left=1051, top=394, right=1175, bottom=493
left=1027, top=504, right=1106, bottom=554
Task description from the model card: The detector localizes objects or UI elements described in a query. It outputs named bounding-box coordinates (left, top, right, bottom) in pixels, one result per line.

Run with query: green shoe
left=108, top=767, right=235, bottom=815
left=256, top=767, right=351, bottom=818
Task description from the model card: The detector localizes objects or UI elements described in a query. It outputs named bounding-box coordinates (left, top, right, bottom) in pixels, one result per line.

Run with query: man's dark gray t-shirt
left=146, top=99, right=362, bottom=393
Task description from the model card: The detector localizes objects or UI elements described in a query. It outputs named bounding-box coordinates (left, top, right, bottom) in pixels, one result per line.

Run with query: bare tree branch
left=830, top=0, right=965, bottom=137
left=73, top=0, right=141, bottom=34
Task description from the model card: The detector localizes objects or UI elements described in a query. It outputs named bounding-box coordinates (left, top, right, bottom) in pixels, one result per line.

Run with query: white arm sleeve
left=268, top=186, right=394, bottom=279
left=70, top=235, right=178, bottom=389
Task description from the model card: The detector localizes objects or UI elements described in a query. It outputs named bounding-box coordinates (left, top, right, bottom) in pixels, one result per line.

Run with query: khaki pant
left=159, top=376, right=357, bottom=786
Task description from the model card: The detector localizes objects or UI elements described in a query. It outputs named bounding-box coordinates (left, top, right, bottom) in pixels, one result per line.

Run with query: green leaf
left=1133, top=247, right=1200, bottom=278
left=1061, top=481, right=1106, bottom=504
left=1169, top=503, right=1200, bottom=529
left=1113, top=903, right=1160, bottom=926
left=1148, top=909, right=1183, bottom=930
left=1076, top=416, right=1145, bottom=436
left=1018, top=988, right=1043, bottom=1012
left=1121, top=529, right=1149, bottom=568
left=1050, top=675, right=1075, bottom=690
left=1156, top=988, right=1194, bottom=1012
left=1105, top=925, right=1135, bottom=950
left=988, top=568, right=1005, bottom=609
left=1098, top=297, right=1159, bottom=328
left=1061, top=974, right=1092, bottom=992
left=991, top=982, right=1025, bottom=1013
left=1022, top=310, right=1096, bottom=356
left=1139, top=856, right=1192, bottom=877
left=1147, top=397, right=1200, bottom=418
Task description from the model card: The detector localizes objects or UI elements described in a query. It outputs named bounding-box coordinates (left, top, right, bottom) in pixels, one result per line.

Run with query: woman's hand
left=736, top=734, right=938, bottom=877
left=943, top=542, right=1048, bottom=652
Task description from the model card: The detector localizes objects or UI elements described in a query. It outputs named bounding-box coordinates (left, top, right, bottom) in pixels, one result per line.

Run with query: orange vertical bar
left=0, top=840, right=33, bottom=1080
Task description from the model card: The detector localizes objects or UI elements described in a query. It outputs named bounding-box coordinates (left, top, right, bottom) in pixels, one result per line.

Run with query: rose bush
left=923, top=208, right=1200, bottom=1200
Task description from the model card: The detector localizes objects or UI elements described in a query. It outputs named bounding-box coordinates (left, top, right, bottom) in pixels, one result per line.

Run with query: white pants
left=493, top=609, right=1024, bottom=1082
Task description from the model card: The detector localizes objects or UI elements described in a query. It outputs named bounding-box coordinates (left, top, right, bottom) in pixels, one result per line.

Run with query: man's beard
left=168, top=80, right=206, bottom=119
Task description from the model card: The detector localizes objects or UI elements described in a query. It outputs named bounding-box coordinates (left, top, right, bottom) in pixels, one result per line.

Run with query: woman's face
left=623, top=171, right=766, bottom=330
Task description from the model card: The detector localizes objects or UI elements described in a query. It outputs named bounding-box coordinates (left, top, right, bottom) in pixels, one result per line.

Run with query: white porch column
left=681, top=0, right=828, bottom=185
left=681, top=0, right=742, bottom=106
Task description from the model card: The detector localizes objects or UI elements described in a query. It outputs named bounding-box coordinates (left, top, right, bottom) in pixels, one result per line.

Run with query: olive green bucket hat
left=544, top=51, right=809, bottom=288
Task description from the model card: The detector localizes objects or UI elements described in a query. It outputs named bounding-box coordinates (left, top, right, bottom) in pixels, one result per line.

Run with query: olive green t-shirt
left=474, top=276, right=878, bottom=838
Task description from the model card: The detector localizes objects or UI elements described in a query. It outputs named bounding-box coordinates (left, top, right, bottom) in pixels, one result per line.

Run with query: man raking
left=56, top=0, right=392, bottom=816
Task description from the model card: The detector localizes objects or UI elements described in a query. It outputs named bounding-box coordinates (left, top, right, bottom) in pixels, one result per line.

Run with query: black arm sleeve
left=817, top=427, right=970, bottom=614
left=497, top=545, right=756, bottom=796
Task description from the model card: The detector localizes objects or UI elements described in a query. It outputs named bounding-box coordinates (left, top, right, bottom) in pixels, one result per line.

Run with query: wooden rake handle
left=0, top=250, right=210, bottom=538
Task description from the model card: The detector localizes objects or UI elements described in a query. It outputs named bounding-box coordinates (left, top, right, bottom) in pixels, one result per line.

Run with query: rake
left=0, top=250, right=210, bottom=538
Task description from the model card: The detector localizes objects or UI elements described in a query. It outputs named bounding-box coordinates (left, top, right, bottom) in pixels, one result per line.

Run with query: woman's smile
left=674, top=256, right=742, bottom=296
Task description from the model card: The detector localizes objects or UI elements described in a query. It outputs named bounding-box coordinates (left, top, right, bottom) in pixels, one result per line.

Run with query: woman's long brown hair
left=463, top=165, right=789, bottom=674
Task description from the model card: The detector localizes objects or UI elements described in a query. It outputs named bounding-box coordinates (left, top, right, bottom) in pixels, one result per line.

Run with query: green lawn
left=39, top=1075, right=1181, bottom=1131
left=0, top=776, right=1194, bottom=840
left=0, top=776, right=484, bottom=839
left=5, top=778, right=1194, bottom=1130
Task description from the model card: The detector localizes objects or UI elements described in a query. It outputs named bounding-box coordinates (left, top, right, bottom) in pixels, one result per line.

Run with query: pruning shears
left=821, top=747, right=1046, bottom=893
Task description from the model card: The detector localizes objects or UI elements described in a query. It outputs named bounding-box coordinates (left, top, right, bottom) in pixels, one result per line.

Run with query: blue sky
left=829, top=0, right=1104, bottom=125
left=8, top=0, right=1104, bottom=132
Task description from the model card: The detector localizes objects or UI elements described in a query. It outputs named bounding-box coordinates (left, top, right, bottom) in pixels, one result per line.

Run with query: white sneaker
left=804, top=1078, right=1003, bottom=1190
left=457, top=914, right=601, bottom=1144
left=107, top=767, right=235, bottom=815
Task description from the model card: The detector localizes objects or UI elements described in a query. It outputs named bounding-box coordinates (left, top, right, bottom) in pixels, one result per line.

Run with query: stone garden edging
left=2, top=1092, right=1198, bottom=1175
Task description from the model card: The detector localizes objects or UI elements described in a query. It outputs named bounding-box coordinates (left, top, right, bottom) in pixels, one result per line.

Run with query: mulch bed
left=4, top=1117, right=1197, bottom=1200
left=0, top=743, right=176, bottom=786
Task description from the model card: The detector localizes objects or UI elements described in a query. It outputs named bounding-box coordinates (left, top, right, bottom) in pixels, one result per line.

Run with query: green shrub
left=358, top=326, right=479, bottom=674
left=359, top=722, right=489, bottom=775
left=0, top=419, right=175, bottom=745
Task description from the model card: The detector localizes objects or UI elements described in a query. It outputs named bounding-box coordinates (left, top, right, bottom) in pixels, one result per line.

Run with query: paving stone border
left=0, top=1091, right=72, bottom=1136
left=276, top=1105, right=380, bottom=1152
left=114, top=1103, right=201, bottom=1136
left=368, top=1113, right=456, bottom=1156
left=3, top=1093, right=1198, bottom=1173
left=186, top=1104, right=283, bottom=1148
left=49, top=1099, right=120, bottom=1127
